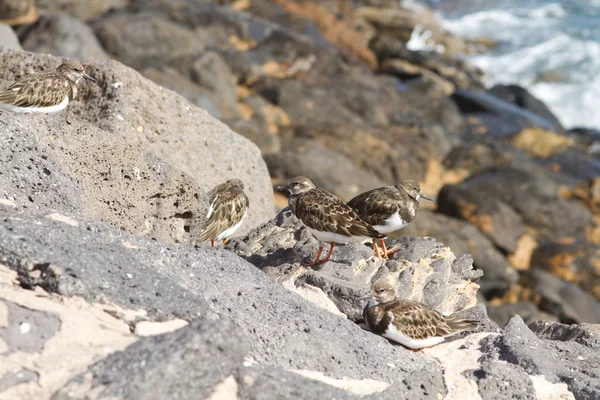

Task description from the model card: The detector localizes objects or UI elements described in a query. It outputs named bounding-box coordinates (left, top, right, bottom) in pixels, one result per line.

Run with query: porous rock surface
left=0, top=49, right=274, bottom=242
left=228, top=208, right=482, bottom=321
left=2, top=207, right=598, bottom=399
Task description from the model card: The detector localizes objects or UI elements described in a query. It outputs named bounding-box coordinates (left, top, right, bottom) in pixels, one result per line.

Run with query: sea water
left=420, top=0, right=600, bottom=129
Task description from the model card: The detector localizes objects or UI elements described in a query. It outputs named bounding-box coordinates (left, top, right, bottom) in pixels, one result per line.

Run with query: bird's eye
left=376, top=288, right=385, bottom=293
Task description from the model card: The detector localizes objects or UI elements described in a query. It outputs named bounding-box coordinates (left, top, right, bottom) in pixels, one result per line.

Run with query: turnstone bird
left=198, top=179, right=249, bottom=247
left=362, top=282, right=477, bottom=349
left=275, top=176, right=386, bottom=265
left=0, top=60, right=96, bottom=113
left=347, top=181, right=433, bottom=259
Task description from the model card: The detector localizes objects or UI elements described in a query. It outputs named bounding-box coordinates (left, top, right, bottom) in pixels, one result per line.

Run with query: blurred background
left=2, top=0, right=599, bottom=327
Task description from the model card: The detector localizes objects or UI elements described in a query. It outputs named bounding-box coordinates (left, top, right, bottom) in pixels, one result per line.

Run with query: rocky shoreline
left=1, top=0, right=599, bottom=398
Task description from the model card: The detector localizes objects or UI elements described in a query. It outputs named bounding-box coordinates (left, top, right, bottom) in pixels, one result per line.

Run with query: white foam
left=407, top=24, right=446, bottom=53
left=435, top=1, right=600, bottom=129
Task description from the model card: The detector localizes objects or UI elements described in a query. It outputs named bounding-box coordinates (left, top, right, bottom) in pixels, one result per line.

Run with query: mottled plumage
left=363, top=282, right=477, bottom=349
left=348, top=181, right=433, bottom=258
left=0, top=60, right=95, bottom=113
left=198, top=179, right=249, bottom=247
left=276, top=176, right=385, bottom=265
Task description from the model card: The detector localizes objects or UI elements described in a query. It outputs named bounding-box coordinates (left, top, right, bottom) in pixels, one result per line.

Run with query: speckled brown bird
left=362, top=281, right=477, bottom=349
left=276, top=176, right=386, bottom=266
left=198, top=179, right=249, bottom=247
left=348, top=181, right=433, bottom=259
left=0, top=60, right=95, bottom=113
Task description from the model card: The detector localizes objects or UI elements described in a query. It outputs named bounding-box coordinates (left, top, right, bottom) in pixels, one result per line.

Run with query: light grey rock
left=0, top=301, right=61, bottom=353
left=237, top=365, right=364, bottom=400
left=528, top=320, right=600, bottom=349
left=479, top=316, right=600, bottom=399
left=0, top=369, right=39, bottom=392
left=403, top=210, right=519, bottom=295
left=20, top=12, right=109, bottom=61
left=52, top=319, right=247, bottom=400
left=0, top=208, right=446, bottom=398
left=465, top=360, right=535, bottom=400
left=0, top=24, right=21, bottom=50
left=0, top=49, right=274, bottom=241
left=228, top=209, right=482, bottom=321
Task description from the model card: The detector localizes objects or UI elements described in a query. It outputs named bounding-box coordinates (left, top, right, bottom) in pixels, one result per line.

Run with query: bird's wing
left=198, top=183, right=248, bottom=241
left=0, top=72, right=71, bottom=108
left=384, top=300, right=455, bottom=339
left=298, top=188, right=385, bottom=239
left=347, top=186, right=401, bottom=226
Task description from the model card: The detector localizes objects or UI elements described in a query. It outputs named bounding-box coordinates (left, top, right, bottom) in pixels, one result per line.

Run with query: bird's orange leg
left=373, top=239, right=382, bottom=259
left=382, top=240, right=400, bottom=257
left=303, top=246, right=324, bottom=266
left=322, top=242, right=335, bottom=263
left=222, top=239, right=227, bottom=245
left=210, top=240, right=215, bottom=248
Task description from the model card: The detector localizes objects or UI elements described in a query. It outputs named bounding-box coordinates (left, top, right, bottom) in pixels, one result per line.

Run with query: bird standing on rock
left=348, top=181, right=433, bottom=259
left=362, top=281, right=478, bottom=349
left=198, top=179, right=249, bottom=248
left=0, top=60, right=96, bottom=113
left=275, top=176, right=386, bottom=266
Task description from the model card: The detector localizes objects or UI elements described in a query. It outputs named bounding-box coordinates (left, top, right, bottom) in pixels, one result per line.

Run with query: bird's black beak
left=274, top=184, right=289, bottom=192
left=420, top=193, right=434, bottom=201
left=83, top=73, right=96, bottom=82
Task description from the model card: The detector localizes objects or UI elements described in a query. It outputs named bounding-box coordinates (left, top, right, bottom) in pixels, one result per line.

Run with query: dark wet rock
left=529, top=320, right=600, bottom=349
left=228, top=208, right=481, bottom=321
left=277, top=79, right=367, bottom=128
left=570, top=176, right=600, bottom=215
left=443, top=141, right=523, bottom=174
left=437, top=183, right=527, bottom=253
left=536, top=147, right=600, bottom=182
left=0, top=24, right=21, bottom=50
left=568, top=127, right=600, bottom=157
left=520, top=270, right=600, bottom=324
left=488, top=84, right=564, bottom=133
left=530, top=240, right=600, bottom=301
left=265, top=139, right=386, bottom=201
left=190, top=51, right=238, bottom=109
left=381, top=58, right=455, bottom=97
left=0, top=0, right=37, bottom=25
left=369, top=34, right=484, bottom=90
left=402, top=211, right=518, bottom=296
left=487, top=301, right=553, bottom=327
left=140, top=65, right=223, bottom=119
left=289, top=121, right=462, bottom=185
left=452, top=89, right=563, bottom=134
left=479, top=316, right=600, bottom=399
left=19, top=12, right=109, bottom=61
left=447, top=166, right=593, bottom=240
left=92, top=11, right=205, bottom=71
left=53, top=319, right=247, bottom=400
left=36, top=0, right=126, bottom=21
left=463, top=112, right=525, bottom=138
